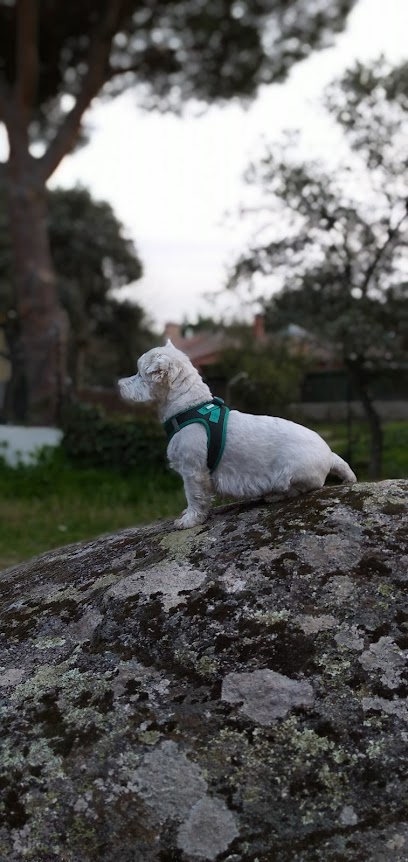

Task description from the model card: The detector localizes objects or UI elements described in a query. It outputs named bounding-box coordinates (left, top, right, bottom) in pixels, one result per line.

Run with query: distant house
left=164, top=322, right=231, bottom=368
left=163, top=315, right=335, bottom=371
left=276, top=323, right=337, bottom=367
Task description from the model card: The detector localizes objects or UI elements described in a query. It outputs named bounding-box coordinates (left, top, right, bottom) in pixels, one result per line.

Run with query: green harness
left=163, top=397, right=230, bottom=474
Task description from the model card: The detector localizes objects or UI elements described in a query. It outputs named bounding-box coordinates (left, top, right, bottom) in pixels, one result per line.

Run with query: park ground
left=1, top=419, right=407, bottom=571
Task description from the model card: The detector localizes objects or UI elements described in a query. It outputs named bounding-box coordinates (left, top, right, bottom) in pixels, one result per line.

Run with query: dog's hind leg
left=264, top=473, right=324, bottom=504
left=264, top=487, right=302, bottom=504
left=174, top=469, right=212, bottom=529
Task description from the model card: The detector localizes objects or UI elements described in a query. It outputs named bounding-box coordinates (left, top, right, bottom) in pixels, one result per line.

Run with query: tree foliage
left=218, top=340, right=306, bottom=415
left=0, top=186, right=153, bottom=391
left=229, top=60, right=408, bottom=477
left=0, top=0, right=357, bottom=424
left=326, top=58, right=408, bottom=169
left=0, top=0, right=358, bottom=136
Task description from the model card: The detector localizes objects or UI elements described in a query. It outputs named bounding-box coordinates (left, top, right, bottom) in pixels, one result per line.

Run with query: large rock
left=0, top=480, right=407, bottom=862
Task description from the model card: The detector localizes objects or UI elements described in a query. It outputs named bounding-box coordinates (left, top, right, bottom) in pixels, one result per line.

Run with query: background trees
left=230, top=59, right=408, bottom=478
left=0, top=186, right=154, bottom=418
left=45, top=187, right=153, bottom=387
left=218, top=342, right=306, bottom=415
left=0, top=0, right=357, bottom=423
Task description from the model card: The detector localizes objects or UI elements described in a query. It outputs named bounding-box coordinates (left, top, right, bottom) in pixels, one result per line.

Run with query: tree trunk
left=6, top=167, right=69, bottom=425
left=346, top=359, right=383, bottom=480
left=1, top=314, right=26, bottom=422
left=0, top=0, right=126, bottom=423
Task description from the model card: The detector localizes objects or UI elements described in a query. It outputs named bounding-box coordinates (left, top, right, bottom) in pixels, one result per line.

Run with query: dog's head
left=118, top=340, right=194, bottom=404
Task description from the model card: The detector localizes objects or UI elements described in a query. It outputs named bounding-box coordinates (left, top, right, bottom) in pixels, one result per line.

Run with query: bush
left=61, top=402, right=167, bottom=471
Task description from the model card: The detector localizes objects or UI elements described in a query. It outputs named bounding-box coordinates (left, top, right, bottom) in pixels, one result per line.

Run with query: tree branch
left=39, top=0, right=127, bottom=182
left=15, top=0, right=39, bottom=116
left=360, top=204, right=408, bottom=295
left=340, top=225, right=356, bottom=289
left=107, top=62, right=140, bottom=80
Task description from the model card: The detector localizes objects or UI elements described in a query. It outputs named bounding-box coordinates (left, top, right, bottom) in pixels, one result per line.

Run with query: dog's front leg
left=174, top=469, right=212, bottom=530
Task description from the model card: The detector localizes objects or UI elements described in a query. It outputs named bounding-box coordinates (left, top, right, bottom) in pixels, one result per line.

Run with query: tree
left=218, top=340, right=306, bottom=415
left=84, top=297, right=156, bottom=387
left=229, top=60, right=408, bottom=478
left=46, top=187, right=152, bottom=388
left=0, top=185, right=154, bottom=417
left=325, top=58, right=408, bottom=170
left=0, top=0, right=357, bottom=424
left=178, top=317, right=306, bottom=413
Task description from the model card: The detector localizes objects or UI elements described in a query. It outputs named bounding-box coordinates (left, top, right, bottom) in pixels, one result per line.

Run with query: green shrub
left=61, top=402, right=167, bottom=471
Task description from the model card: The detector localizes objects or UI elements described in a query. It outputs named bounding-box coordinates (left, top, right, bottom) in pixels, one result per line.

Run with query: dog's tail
left=330, top=452, right=357, bottom=484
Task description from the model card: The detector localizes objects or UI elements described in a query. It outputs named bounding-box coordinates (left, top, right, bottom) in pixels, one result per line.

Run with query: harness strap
left=163, top=397, right=230, bottom=473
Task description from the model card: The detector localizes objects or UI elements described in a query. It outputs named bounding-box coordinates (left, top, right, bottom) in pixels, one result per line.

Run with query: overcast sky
left=3, top=0, right=408, bottom=329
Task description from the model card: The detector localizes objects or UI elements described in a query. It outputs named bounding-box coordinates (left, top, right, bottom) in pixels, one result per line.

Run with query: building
left=163, top=315, right=334, bottom=372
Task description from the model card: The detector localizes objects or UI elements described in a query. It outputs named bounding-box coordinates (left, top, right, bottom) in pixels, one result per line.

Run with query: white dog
left=118, top=341, right=357, bottom=529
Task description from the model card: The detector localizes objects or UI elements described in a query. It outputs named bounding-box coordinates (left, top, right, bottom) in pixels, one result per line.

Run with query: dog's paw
left=174, top=509, right=208, bottom=530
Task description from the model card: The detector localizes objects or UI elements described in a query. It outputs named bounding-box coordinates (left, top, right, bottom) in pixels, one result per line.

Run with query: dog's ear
left=166, top=338, right=173, bottom=347
left=145, top=354, right=172, bottom=381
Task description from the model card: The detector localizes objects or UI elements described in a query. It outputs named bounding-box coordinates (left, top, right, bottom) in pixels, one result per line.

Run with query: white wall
left=0, top=426, right=63, bottom=467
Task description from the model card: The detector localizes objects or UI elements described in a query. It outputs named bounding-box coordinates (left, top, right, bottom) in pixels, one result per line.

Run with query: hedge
left=61, top=402, right=167, bottom=471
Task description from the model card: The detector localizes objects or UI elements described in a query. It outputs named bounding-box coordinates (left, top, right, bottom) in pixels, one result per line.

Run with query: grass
left=1, top=420, right=407, bottom=572
left=0, top=449, right=184, bottom=571
left=313, top=419, right=408, bottom=480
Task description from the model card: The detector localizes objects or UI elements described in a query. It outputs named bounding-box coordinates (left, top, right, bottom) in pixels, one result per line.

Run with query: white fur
left=118, top=341, right=357, bottom=529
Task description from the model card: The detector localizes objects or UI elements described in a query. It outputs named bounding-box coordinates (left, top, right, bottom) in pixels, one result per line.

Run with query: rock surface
left=0, top=480, right=408, bottom=862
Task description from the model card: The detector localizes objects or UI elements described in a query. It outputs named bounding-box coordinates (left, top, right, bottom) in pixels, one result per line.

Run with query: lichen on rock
left=0, top=479, right=407, bottom=861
